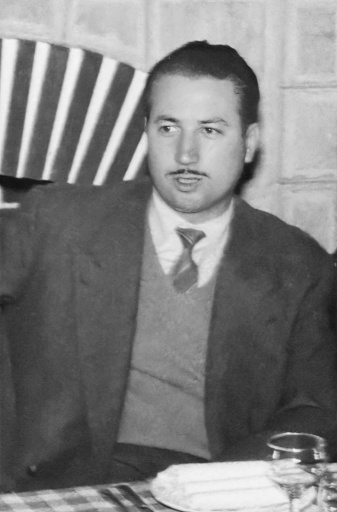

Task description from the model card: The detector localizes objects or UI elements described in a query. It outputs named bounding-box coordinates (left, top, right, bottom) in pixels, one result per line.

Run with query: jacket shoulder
left=20, top=179, right=151, bottom=225
left=22, top=179, right=151, bottom=209
left=234, top=198, right=333, bottom=270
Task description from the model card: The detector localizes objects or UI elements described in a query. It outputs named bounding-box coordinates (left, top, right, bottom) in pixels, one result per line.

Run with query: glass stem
left=290, top=497, right=301, bottom=512
left=288, top=485, right=303, bottom=512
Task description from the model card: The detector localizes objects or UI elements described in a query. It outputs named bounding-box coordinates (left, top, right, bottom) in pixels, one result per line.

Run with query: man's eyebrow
left=200, top=117, right=229, bottom=125
left=153, top=115, right=178, bottom=123
left=152, top=115, right=229, bottom=125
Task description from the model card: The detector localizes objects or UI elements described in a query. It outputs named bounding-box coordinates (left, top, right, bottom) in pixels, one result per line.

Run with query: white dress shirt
left=148, top=189, right=234, bottom=287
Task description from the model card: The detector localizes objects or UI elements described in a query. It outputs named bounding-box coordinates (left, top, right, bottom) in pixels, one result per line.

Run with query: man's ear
left=244, top=123, right=260, bottom=163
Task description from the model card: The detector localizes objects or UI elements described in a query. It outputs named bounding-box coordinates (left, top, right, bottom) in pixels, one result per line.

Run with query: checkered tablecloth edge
left=0, top=482, right=168, bottom=512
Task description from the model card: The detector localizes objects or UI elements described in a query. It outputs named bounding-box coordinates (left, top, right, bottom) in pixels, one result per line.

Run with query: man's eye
left=159, top=125, right=175, bottom=133
left=203, top=127, right=221, bottom=135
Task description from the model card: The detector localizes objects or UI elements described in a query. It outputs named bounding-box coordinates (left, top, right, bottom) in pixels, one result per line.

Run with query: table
left=0, top=481, right=319, bottom=512
left=0, top=482, right=168, bottom=512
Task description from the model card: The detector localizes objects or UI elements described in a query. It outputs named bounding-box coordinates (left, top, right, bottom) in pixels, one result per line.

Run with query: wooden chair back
left=0, top=37, right=147, bottom=200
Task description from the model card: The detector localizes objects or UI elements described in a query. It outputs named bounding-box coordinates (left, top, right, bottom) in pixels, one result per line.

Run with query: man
left=1, top=41, right=336, bottom=492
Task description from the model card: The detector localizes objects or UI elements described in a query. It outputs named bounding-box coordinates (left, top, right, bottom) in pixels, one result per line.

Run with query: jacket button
left=27, top=465, right=38, bottom=476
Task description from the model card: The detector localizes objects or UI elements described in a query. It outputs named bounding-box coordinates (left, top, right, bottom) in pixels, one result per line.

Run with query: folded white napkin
left=150, top=460, right=295, bottom=511
left=156, top=460, right=270, bottom=483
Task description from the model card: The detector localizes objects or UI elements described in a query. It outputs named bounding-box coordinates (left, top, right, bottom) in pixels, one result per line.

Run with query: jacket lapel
left=205, top=199, right=288, bottom=458
left=73, top=182, right=152, bottom=463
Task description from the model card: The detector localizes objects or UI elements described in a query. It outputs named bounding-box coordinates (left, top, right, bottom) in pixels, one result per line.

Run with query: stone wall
left=0, top=0, right=336, bottom=253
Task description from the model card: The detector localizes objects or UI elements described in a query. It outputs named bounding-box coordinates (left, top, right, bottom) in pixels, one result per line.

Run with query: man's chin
left=159, top=190, right=201, bottom=214
left=169, top=199, right=202, bottom=215
left=167, top=196, right=232, bottom=223
left=169, top=202, right=213, bottom=223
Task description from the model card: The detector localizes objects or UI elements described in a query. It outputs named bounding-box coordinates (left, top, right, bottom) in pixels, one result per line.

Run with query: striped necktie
left=172, top=227, right=206, bottom=292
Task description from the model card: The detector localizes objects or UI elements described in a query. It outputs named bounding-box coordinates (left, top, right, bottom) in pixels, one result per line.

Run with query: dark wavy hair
left=144, top=40, right=260, bottom=132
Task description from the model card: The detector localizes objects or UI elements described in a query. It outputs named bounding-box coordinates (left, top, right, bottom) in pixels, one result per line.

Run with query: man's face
left=145, top=74, right=258, bottom=223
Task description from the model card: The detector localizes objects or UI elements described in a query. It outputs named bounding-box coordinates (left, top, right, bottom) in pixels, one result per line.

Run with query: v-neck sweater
left=117, top=223, right=216, bottom=459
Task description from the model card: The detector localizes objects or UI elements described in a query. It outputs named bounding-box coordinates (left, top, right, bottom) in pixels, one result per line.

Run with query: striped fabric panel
left=0, top=38, right=147, bottom=185
left=0, top=39, right=35, bottom=177
left=51, top=48, right=103, bottom=182
left=22, top=42, right=69, bottom=179
left=93, top=68, right=148, bottom=185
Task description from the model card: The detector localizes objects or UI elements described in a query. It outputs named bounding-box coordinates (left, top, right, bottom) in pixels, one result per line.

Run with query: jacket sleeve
left=0, top=192, right=40, bottom=491
left=221, top=253, right=337, bottom=462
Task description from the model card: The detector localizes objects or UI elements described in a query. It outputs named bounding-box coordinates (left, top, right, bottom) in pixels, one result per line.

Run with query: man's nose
left=175, top=133, right=199, bottom=165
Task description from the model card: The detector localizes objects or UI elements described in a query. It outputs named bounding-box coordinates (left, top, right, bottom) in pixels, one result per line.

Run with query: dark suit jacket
left=1, top=179, right=337, bottom=491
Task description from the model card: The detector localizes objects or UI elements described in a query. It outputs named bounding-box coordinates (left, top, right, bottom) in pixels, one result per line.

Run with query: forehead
left=148, top=74, right=241, bottom=120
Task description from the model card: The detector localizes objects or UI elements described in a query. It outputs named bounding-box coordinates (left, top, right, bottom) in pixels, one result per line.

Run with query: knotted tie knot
left=172, top=227, right=206, bottom=293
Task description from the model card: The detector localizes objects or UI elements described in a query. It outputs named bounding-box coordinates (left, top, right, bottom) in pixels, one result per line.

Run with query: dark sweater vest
left=118, top=223, right=216, bottom=459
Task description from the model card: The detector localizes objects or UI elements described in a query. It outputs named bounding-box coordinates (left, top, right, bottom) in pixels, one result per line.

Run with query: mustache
left=169, top=169, right=207, bottom=177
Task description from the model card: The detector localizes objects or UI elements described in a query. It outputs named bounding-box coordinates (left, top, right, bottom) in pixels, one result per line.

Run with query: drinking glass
left=267, top=432, right=327, bottom=512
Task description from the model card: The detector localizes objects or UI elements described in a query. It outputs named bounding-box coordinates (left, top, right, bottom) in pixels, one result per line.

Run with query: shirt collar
left=149, top=188, right=234, bottom=246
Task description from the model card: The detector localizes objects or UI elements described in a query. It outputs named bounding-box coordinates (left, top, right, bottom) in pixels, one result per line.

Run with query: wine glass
left=266, top=432, right=327, bottom=512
